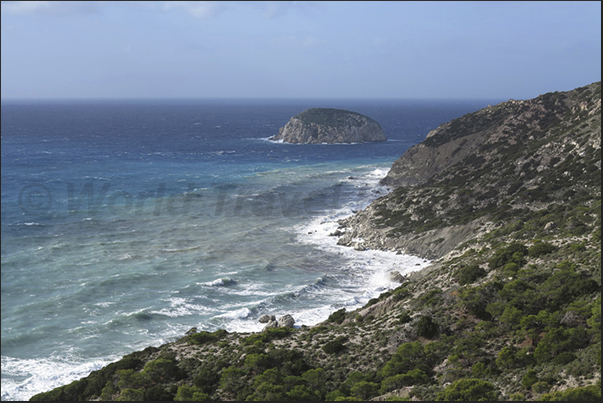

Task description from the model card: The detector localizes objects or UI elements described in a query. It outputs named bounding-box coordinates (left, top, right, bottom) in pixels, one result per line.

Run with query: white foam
left=213, top=307, right=253, bottom=320
left=150, top=297, right=212, bottom=318
left=201, top=277, right=237, bottom=287
left=291, top=166, right=431, bottom=321
left=1, top=355, right=118, bottom=402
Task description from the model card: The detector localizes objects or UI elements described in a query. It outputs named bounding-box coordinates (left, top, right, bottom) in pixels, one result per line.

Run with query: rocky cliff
left=336, top=82, right=601, bottom=260
left=269, top=108, right=387, bottom=144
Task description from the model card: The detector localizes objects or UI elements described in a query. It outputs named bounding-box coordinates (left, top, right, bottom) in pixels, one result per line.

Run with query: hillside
left=31, top=83, right=601, bottom=401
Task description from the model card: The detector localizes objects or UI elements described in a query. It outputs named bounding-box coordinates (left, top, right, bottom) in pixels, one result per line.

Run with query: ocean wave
left=213, top=307, right=254, bottom=320
left=201, top=277, right=238, bottom=287
left=1, top=355, right=118, bottom=402
left=150, top=297, right=214, bottom=318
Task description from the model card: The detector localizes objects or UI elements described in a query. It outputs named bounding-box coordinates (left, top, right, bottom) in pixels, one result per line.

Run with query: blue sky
left=1, top=1, right=600, bottom=100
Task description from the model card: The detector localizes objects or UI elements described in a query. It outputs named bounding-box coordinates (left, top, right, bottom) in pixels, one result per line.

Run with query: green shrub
left=380, top=369, right=430, bottom=393
left=435, top=378, right=499, bottom=401
left=244, top=353, right=272, bottom=374
left=328, top=308, right=347, bottom=324
left=323, top=336, right=347, bottom=354
left=553, top=351, right=577, bottom=365
left=488, top=243, right=528, bottom=270
left=522, top=369, right=539, bottom=389
left=528, top=241, right=558, bottom=257
left=397, top=311, right=412, bottom=325
left=350, top=381, right=380, bottom=400
left=455, top=263, right=487, bottom=285
left=143, top=358, right=182, bottom=383
left=267, top=348, right=310, bottom=376
left=219, top=366, right=247, bottom=396
left=143, top=384, right=174, bottom=401
left=538, top=384, right=601, bottom=401
left=380, top=342, right=434, bottom=378
left=532, top=381, right=551, bottom=394
left=241, top=327, right=292, bottom=346
left=174, top=385, right=209, bottom=401
left=117, top=388, right=144, bottom=401
left=188, top=329, right=227, bottom=345
left=392, top=287, right=412, bottom=301
left=415, top=315, right=438, bottom=339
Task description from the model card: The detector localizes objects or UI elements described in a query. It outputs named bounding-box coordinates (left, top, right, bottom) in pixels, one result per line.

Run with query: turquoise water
left=1, top=99, right=492, bottom=400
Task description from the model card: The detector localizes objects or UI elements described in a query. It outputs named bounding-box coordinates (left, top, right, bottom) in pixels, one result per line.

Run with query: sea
left=1, top=98, right=495, bottom=401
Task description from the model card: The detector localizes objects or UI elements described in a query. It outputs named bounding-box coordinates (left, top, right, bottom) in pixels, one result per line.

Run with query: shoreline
left=2, top=164, right=432, bottom=402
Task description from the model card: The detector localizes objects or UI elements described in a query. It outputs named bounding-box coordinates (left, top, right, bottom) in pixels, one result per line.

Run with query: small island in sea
left=269, top=108, right=387, bottom=144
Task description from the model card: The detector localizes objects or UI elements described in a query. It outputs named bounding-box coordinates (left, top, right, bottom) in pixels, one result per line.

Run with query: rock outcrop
left=380, top=82, right=602, bottom=188
left=269, top=108, right=386, bottom=144
left=261, top=314, right=295, bottom=331
left=336, top=82, right=601, bottom=260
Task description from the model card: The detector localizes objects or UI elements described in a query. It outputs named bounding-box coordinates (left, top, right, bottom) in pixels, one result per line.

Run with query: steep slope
left=337, top=82, right=601, bottom=260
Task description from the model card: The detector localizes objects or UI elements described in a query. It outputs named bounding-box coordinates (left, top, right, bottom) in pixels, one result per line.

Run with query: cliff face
left=337, top=82, right=601, bottom=259
left=269, top=108, right=386, bottom=144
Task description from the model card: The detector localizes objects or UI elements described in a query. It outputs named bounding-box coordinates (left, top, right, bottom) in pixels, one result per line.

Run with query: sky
left=1, top=1, right=601, bottom=100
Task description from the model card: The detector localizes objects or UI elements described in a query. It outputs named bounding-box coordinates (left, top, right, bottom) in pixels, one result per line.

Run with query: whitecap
left=1, top=355, right=118, bottom=402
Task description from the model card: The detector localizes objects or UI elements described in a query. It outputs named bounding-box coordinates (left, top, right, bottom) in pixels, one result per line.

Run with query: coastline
left=3, top=163, right=431, bottom=402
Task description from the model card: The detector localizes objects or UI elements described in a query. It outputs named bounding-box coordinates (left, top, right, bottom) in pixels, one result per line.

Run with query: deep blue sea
left=1, top=99, right=494, bottom=400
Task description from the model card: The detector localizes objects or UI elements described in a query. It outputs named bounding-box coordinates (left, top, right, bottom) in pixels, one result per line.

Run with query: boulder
left=277, top=314, right=295, bottom=328
left=258, top=315, right=275, bottom=323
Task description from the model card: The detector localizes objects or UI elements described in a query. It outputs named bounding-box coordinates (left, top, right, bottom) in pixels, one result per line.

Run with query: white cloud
left=162, top=1, right=227, bottom=19
left=0, top=1, right=100, bottom=15
left=253, top=1, right=318, bottom=19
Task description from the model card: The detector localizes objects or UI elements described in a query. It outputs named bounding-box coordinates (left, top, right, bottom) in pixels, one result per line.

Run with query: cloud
left=253, top=1, right=318, bottom=19
left=162, top=1, right=227, bottom=19
left=159, top=1, right=317, bottom=20
left=0, top=1, right=100, bottom=16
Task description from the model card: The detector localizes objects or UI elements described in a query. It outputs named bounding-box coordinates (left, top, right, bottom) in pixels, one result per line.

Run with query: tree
left=435, top=379, right=499, bottom=401
left=174, top=385, right=209, bottom=401
left=350, top=381, right=380, bottom=400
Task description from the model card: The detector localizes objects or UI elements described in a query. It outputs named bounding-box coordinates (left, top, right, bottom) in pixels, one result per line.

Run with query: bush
left=532, top=381, right=551, bottom=394
left=350, top=381, right=380, bottom=400
left=538, top=384, right=601, bottom=401
left=241, top=327, right=292, bottom=345
left=488, top=243, right=528, bottom=270
left=435, top=378, right=499, bottom=401
left=397, top=311, right=412, bottom=325
left=323, top=336, right=347, bottom=355
left=328, top=308, right=347, bottom=324
left=380, top=342, right=434, bottom=378
left=415, top=315, right=438, bottom=339
left=219, top=366, right=247, bottom=396
left=528, top=241, right=558, bottom=257
left=380, top=369, right=430, bottom=393
left=174, top=385, right=209, bottom=401
left=455, top=263, right=487, bottom=285
left=117, top=388, right=144, bottom=401
left=143, top=358, right=182, bottom=383
left=522, top=369, right=539, bottom=389
left=188, top=330, right=227, bottom=345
